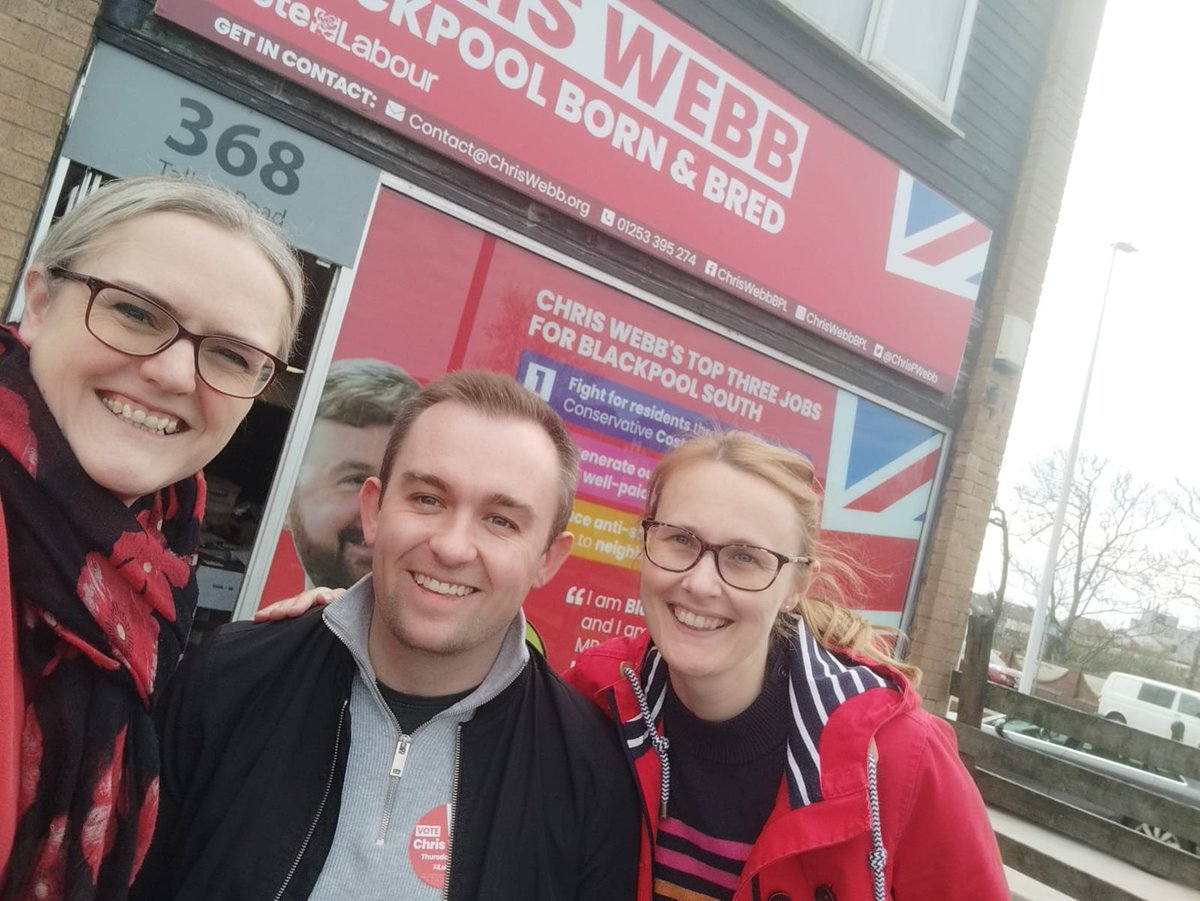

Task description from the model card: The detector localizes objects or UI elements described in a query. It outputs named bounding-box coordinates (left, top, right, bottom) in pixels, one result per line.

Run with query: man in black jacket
left=135, top=371, right=639, bottom=900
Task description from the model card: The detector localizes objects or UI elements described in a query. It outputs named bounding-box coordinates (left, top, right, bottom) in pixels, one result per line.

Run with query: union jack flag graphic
left=822, top=392, right=942, bottom=541
left=818, top=392, right=945, bottom=620
left=885, top=171, right=991, bottom=302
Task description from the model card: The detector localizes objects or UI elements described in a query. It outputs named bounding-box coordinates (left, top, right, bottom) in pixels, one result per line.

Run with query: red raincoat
left=565, top=634, right=1008, bottom=901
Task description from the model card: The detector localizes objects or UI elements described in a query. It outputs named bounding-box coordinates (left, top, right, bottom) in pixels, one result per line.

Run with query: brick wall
left=0, top=0, right=99, bottom=308
left=907, top=0, right=1107, bottom=709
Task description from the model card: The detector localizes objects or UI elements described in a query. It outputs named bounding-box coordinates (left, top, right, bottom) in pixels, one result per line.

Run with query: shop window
left=778, top=0, right=977, bottom=116
left=262, top=183, right=947, bottom=666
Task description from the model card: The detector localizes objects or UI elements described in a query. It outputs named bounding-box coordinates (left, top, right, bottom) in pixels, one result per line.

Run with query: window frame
left=1137, top=683, right=1177, bottom=709
left=773, top=0, right=979, bottom=122
left=1179, top=693, right=1200, bottom=718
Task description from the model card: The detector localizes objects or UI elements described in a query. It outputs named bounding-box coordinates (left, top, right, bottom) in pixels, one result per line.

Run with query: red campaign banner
left=154, top=0, right=991, bottom=393
left=266, top=188, right=940, bottom=668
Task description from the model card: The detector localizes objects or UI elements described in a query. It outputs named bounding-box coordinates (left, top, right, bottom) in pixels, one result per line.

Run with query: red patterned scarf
left=0, top=326, right=204, bottom=900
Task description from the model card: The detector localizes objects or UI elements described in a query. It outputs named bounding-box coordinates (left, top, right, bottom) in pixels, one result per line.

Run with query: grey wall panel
left=655, top=0, right=1057, bottom=233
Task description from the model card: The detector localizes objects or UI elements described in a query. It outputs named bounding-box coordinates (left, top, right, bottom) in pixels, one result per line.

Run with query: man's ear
left=358, top=476, right=384, bottom=544
left=532, top=531, right=573, bottom=589
left=18, top=266, right=52, bottom=344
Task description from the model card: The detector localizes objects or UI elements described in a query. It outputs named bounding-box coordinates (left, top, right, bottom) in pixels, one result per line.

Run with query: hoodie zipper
left=375, top=732, right=413, bottom=844
left=274, top=699, right=348, bottom=901
left=320, top=614, right=412, bottom=847
left=441, top=726, right=462, bottom=901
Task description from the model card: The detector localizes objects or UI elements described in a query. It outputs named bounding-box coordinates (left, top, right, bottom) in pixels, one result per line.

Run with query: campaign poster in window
left=266, top=189, right=944, bottom=668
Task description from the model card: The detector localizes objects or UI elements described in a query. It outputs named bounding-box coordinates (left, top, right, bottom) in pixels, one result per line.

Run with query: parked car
left=1098, top=672, right=1200, bottom=745
left=956, top=648, right=1022, bottom=688
left=980, top=714, right=1200, bottom=851
left=987, top=649, right=1021, bottom=688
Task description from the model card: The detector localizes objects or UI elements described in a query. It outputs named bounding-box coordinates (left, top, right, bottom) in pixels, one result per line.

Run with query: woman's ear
left=807, top=558, right=822, bottom=583
left=782, top=583, right=802, bottom=615
left=786, top=558, right=820, bottom=611
left=18, top=266, right=52, bottom=344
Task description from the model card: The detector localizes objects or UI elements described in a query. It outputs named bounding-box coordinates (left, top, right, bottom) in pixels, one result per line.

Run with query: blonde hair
left=33, top=175, right=305, bottom=356
left=645, top=430, right=920, bottom=685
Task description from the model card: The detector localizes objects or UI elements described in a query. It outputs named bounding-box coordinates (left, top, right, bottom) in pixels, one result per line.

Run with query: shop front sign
left=65, top=44, right=377, bottom=266
left=154, top=0, right=992, bottom=391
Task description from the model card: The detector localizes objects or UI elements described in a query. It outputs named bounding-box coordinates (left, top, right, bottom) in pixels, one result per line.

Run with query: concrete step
left=988, top=807, right=1200, bottom=900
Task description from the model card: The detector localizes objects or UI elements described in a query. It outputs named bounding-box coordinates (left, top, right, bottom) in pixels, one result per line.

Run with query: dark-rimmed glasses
left=641, top=519, right=812, bottom=592
left=49, top=267, right=299, bottom=399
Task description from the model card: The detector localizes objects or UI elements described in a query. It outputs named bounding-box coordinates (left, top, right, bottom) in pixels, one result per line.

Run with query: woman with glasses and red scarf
left=0, top=176, right=305, bottom=901
left=566, top=431, right=1008, bottom=900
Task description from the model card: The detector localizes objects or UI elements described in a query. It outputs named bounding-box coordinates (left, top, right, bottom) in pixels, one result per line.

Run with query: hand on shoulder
left=253, top=586, right=344, bottom=622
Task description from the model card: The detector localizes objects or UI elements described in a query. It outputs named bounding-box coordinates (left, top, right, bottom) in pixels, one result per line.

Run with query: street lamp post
left=1018, top=241, right=1137, bottom=695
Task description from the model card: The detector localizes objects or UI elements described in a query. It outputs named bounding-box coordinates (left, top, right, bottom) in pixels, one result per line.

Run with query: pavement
left=989, top=807, right=1200, bottom=900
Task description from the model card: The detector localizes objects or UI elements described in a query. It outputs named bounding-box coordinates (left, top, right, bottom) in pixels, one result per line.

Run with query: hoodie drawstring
left=866, top=741, right=887, bottom=901
left=622, top=662, right=671, bottom=818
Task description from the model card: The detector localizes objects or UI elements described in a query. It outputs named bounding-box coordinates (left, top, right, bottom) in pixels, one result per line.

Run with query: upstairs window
left=778, top=0, right=978, bottom=117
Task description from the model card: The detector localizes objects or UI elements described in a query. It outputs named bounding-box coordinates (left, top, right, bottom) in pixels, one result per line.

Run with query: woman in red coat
left=566, top=431, right=1008, bottom=900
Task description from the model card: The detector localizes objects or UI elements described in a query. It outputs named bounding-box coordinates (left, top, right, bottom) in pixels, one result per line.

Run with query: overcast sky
left=971, top=0, right=1200, bottom=622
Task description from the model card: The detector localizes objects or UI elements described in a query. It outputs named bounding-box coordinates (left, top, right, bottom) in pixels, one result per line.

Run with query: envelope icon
left=385, top=100, right=407, bottom=122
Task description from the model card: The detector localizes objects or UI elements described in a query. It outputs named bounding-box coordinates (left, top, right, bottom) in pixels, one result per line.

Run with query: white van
left=1098, top=672, right=1200, bottom=744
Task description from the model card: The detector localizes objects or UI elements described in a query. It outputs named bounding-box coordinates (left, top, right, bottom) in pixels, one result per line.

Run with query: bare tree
left=1010, top=452, right=1173, bottom=666
left=1169, top=483, right=1200, bottom=687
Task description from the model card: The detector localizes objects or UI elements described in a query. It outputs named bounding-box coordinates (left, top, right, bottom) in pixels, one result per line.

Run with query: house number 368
left=165, top=97, right=305, bottom=196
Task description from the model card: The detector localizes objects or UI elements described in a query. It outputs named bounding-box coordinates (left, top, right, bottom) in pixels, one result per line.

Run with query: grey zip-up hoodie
left=309, top=579, right=528, bottom=901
